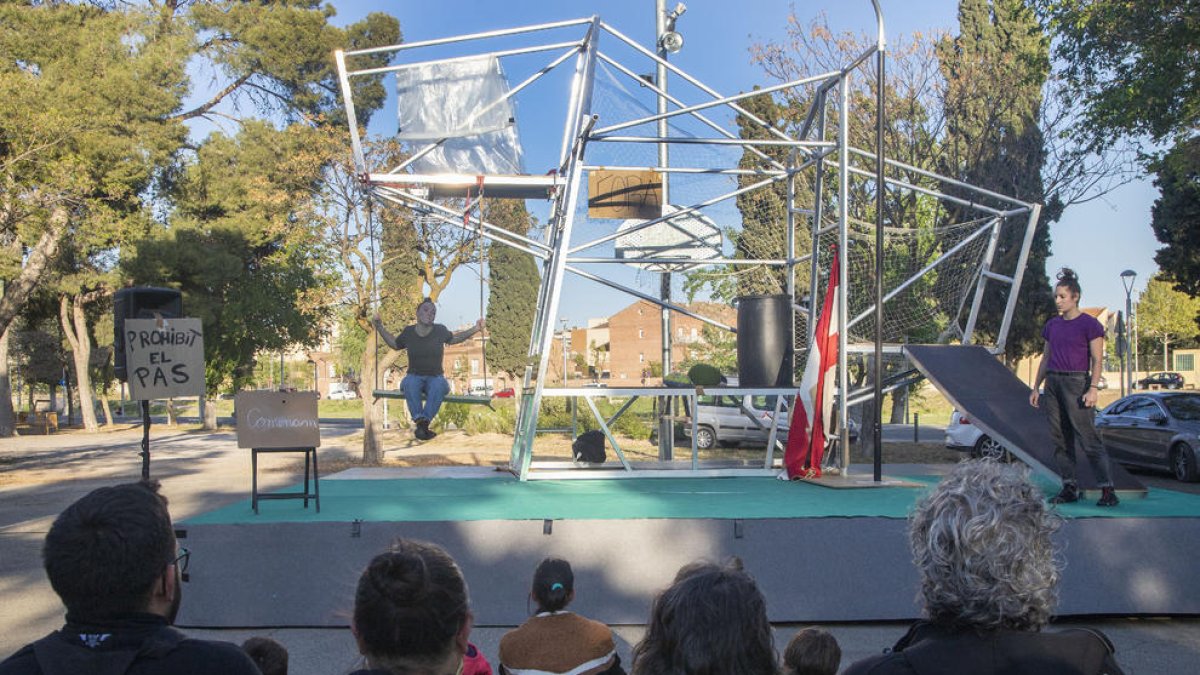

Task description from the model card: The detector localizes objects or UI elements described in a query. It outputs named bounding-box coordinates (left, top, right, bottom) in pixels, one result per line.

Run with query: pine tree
left=938, top=0, right=1061, bottom=359
left=484, top=200, right=538, bottom=380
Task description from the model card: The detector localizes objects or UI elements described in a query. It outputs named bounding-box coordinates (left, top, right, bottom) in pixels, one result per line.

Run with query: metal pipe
left=600, top=21, right=798, bottom=143
left=345, top=17, right=595, bottom=57
left=994, top=203, right=1042, bottom=353
left=838, top=74, right=851, bottom=475
left=564, top=265, right=737, bottom=333
left=373, top=187, right=553, bottom=254
left=569, top=174, right=787, bottom=253
left=847, top=147, right=1036, bottom=209
left=873, top=42, right=886, bottom=483
left=594, top=71, right=843, bottom=136
left=349, top=42, right=581, bottom=77
left=592, top=136, right=836, bottom=147
left=597, top=53, right=789, bottom=171
left=334, top=50, right=366, bottom=174
left=846, top=219, right=995, bottom=329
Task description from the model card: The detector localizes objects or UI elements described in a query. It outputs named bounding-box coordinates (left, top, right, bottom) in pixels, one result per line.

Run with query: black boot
left=414, top=418, right=431, bottom=440
left=1050, top=481, right=1079, bottom=504
left=1097, top=486, right=1120, bottom=507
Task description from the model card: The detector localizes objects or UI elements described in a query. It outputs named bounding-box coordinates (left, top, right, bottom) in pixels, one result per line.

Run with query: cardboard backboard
left=123, top=318, right=205, bottom=400
left=587, top=169, right=662, bottom=220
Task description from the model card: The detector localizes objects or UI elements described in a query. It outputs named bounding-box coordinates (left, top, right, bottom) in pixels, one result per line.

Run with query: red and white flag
left=784, top=248, right=840, bottom=479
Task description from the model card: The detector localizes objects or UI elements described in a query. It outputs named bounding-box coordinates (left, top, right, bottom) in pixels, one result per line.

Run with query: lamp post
left=1121, top=269, right=1137, bottom=393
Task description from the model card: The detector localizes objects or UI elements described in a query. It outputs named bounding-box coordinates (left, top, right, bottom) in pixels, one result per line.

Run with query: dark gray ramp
left=906, top=345, right=1145, bottom=495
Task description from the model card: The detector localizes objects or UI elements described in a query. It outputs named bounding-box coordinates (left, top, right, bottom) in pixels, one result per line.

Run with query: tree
left=1034, top=0, right=1200, bottom=149
left=124, top=122, right=338, bottom=429
left=1137, top=276, right=1200, bottom=371
left=1149, top=138, right=1200, bottom=297
left=938, top=0, right=1060, bottom=359
left=1, top=2, right=399, bottom=435
left=484, top=200, right=538, bottom=380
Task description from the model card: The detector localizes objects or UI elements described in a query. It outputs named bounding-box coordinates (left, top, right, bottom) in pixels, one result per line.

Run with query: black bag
left=572, top=430, right=607, bottom=463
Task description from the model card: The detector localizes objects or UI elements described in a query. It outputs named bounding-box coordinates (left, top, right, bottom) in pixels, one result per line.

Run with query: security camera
left=659, top=30, right=684, bottom=54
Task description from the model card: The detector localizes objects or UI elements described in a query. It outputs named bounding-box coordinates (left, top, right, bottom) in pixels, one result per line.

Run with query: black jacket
left=843, top=621, right=1125, bottom=675
left=0, top=613, right=261, bottom=675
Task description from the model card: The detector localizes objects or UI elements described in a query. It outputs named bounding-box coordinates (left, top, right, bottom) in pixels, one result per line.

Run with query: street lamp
left=1121, top=269, right=1137, bottom=393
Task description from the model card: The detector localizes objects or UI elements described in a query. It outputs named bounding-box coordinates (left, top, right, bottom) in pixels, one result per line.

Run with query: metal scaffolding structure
left=334, top=4, right=1041, bottom=480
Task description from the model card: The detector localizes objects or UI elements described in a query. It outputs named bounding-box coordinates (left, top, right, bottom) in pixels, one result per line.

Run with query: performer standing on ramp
left=1030, top=268, right=1118, bottom=507
left=373, top=298, right=484, bottom=440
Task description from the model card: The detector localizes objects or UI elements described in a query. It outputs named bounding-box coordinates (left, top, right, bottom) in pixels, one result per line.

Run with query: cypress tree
left=484, top=200, right=539, bottom=380
left=938, top=0, right=1061, bottom=359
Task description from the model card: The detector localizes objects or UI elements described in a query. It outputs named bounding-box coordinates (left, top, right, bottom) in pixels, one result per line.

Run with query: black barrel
left=736, top=294, right=793, bottom=387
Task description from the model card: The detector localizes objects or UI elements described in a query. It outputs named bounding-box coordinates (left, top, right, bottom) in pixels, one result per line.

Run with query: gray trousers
left=1043, top=371, right=1113, bottom=487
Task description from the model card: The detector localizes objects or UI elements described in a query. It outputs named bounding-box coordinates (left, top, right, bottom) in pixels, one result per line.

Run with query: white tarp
left=396, top=56, right=524, bottom=175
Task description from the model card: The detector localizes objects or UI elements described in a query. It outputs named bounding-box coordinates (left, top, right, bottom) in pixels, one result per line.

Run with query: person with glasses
left=0, top=481, right=260, bottom=675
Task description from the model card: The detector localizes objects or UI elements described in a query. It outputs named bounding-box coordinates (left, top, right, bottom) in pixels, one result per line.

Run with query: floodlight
left=659, top=30, right=684, bottom=53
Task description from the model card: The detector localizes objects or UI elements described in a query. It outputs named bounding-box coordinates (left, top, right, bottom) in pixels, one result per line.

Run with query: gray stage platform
left=176, top=469, right=1200, bottom=629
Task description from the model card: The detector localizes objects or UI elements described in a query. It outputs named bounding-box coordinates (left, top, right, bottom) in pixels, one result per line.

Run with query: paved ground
left=2, top=425, right=1199, bottom=673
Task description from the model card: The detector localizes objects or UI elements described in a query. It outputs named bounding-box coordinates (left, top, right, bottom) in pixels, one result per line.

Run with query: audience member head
left=42, top=480, right=181, bottom=622
left=353, top=539, right=472, bottom=674
left=671, top=556, right=742, bottom=584
left=242, top=636, right=289, bottom=675
left=632, top=559, right=776, bottom=675
left=910, top=460, right=1063, bottom=632
left=531, top=557, right=574, bottom=613
left=782, top=627, right=840, bottom=675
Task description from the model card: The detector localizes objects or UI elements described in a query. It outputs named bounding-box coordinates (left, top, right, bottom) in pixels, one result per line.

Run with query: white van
left=327, top=382, right=358, bottom=400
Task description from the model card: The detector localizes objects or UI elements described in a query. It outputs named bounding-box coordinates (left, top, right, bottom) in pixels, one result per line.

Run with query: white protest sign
left=123, top=318, right=205, bottom=400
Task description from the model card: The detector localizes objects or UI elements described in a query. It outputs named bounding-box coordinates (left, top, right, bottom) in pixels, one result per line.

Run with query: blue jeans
left=401, top=374, right=450, bottom=422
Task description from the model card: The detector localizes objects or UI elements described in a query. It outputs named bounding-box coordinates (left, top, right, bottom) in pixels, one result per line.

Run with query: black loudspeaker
left=114, top=287, right=183, bottom=382
left=736, top=294, right=794, bottom=387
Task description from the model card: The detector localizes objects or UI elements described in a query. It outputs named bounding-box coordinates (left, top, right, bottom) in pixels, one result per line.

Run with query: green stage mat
left=182, top=475, right=1200, bottom=525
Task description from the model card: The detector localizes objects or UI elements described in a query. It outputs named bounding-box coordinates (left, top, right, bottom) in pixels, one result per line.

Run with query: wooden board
left=235, top=391, right=320, bottom=449
left=587, top=169, right=662, bottom=220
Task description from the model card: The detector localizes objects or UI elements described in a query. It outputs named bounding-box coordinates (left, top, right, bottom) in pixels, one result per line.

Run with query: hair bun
left=1056, top=268, right=1077, bottom=282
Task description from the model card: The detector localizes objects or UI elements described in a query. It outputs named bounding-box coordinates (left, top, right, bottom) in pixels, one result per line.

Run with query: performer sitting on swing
left=372, top=298, right=485, bottom=440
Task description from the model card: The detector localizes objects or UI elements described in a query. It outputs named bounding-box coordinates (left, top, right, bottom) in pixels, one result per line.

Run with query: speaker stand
left=140, top=400, right=151, bottom=480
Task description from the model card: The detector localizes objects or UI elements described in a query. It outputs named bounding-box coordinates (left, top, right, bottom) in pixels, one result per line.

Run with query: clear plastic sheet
left=396, top=56, right=524, bottom=175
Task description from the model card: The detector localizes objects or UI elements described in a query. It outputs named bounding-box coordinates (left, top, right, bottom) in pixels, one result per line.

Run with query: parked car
left=945, top=409, right=1011, bottom=462
left=1096, top=392, right=1200, bottom=482
left=1137, top=372, right=1185, bottom=390
left=492, top=387, right=515, bottom=398
left=684, top=387, right=859, bottom=450
left=326, top=383, right=358, bottom=400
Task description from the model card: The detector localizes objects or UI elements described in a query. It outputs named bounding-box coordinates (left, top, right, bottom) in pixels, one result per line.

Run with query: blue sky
left=326, top=0, right=1159, bottom=327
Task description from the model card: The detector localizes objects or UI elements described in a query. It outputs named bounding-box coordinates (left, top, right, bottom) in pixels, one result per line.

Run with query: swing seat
left=372, top=389, right=495, bottom=408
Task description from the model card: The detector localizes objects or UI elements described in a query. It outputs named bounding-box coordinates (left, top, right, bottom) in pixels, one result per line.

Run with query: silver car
left=945, top=409, right=1010, bottom=461
left=684, top=392, right=858, bottom=450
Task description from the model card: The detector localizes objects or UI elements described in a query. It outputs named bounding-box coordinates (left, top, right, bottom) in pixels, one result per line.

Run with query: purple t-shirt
left=1042, top=313, right=1105, bottom=372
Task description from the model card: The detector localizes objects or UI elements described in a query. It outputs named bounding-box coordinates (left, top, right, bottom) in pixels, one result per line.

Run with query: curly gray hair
left=910, top=460, right=1063, bottom=631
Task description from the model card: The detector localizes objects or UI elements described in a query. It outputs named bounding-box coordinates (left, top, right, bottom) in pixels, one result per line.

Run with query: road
left=2, top=426, right=1199, bottom=673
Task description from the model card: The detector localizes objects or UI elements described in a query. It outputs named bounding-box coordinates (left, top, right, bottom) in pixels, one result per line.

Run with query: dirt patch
left=308, top=429, right=961, bottom=473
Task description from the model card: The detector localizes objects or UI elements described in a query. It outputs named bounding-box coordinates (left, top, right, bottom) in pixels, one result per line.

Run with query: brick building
left=605, top=300, right=737, bottom=384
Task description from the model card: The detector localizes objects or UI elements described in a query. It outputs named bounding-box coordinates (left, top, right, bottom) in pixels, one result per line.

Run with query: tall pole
left=872, top=37, right=886, bottom=482
left=1122, top=269, right=1137, bottom=391
left=656, top=0, right=673, bottom=461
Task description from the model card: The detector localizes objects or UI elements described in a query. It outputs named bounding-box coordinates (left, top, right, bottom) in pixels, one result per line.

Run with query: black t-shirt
left=0, top=613, right=261, bottom=675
